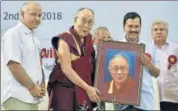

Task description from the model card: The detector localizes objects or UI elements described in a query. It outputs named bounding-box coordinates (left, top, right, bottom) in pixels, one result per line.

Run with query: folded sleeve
left=2, top=30, right=22, bottom=65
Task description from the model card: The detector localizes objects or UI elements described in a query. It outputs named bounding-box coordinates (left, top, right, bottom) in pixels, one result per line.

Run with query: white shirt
left=1, top=52, right=13, bottom=105
left=2, top=22, right=43, bottom=103
left=154, top=41, right=178, bottom=103
left=114, top=39, right=156, bottom=110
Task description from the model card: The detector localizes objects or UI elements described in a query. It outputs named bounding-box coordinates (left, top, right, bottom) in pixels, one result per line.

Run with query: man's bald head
left=109, top=55, right=129, bottom=69
left=109, top=54, right=130, bottom=85
left=20, top=2, right=42, bottom=30
left=74, top=8, right=95, bottom=37
left=20, top=2, right=41, bottom=14
left=76, top=8, right=94, bottom=18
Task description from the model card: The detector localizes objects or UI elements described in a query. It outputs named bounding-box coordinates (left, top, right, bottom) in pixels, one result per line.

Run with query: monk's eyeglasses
left=78, top=17, right=94, bottom=26
left=109, top=66, right=128, bottom=73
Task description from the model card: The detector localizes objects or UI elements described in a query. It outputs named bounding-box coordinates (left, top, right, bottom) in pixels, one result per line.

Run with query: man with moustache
left=1, top=2, right=45, bottom=110
left=105, top=54, right=134, bottom=96
left=151, top=20, right=178, bottom=111
left=47, top=8, right=101, bottom=110
left=114, top=12, right=160, bottom=111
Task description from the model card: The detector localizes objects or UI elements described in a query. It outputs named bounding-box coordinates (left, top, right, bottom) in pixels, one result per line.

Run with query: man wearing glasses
left=105, top=54, right=135, bottom=96
left=47, top=8, right=100, bottom=110
left=1, top=2, right=45, bottom=110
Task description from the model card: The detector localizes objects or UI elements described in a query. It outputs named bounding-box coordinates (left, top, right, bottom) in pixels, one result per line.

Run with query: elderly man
left=92, top=26, right=112, bottom=85
left=105, top=54, right=134, bottom=96
left=47, top=8, right=101, bottom=110
left=1, top=2, right=45, bottom=110
left=91, top=26, right=112, bottom=110
left=151, top=20, right=178, bottom=111
left=114, top=12, right=160, bottom=111
left=93, top=27, right=112, bottom=56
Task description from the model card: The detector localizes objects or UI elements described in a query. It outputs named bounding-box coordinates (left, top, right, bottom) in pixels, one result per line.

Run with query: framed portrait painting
left=94, top=41, right=145, bottom=105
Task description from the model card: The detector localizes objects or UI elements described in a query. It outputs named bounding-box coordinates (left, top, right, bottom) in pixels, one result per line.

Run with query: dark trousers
left=123, top=105, right=147, bottom=111
left=160, top=102, right=178, bottom=111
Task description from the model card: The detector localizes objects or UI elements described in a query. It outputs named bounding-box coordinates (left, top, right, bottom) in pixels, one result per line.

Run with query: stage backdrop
left=1, top=1, right=178, bottom=82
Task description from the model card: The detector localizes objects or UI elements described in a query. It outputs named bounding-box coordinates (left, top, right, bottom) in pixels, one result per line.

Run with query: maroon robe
left=47, top=26, right=95, bottom=110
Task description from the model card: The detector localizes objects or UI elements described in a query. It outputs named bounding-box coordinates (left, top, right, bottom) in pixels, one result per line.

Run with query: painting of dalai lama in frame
left=94, top=41, right=145, bottom=105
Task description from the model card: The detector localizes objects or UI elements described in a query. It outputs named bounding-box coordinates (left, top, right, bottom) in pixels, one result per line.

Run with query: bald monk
left=2, top=2, right=45, bottom=110
left=47, top=8, right=101, bottom=111
left=105, top=54, right=135, bottom=96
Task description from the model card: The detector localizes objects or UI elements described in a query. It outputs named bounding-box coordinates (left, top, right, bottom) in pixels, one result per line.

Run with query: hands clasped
left=29, top=83, right=46, bottom=99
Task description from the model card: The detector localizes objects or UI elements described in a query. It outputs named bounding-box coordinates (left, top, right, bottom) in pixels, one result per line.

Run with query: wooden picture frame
left=94, top=41, right=145, bottom=105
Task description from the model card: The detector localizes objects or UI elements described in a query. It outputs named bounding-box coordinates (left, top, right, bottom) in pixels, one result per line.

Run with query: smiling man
left=2, top=2, right=45, bottom=110
left=47, top=8, right=100, bottom=110
left=114, top=12, right=160, bottom=111
left=105, top=54, right=134, bottom=96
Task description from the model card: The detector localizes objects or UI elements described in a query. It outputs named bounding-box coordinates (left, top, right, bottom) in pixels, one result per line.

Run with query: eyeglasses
left=78, top=17, right=94, bottom=26
left=109, top=66, right=128, bottom=73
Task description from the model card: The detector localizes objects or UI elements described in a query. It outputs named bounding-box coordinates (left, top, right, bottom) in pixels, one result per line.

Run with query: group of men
left=1, top=1, right=178, bottom=111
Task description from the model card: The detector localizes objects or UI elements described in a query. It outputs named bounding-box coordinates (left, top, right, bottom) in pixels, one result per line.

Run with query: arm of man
left=147, top=61, right=160, bottom=78
left=58, top=39, right=100, bottom=102
left=8, top=61, right=36, bottom=90
left=3, top=31, right=43, bottom=98
left=40, top=67, right=46, bottom=96
left=141, top=54, right=160, bottom=78
left=8, top=61, right=44, bottom=98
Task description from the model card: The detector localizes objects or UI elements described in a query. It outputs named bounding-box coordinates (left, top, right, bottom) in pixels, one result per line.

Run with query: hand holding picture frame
left=94, top=41, right=145, bottom=105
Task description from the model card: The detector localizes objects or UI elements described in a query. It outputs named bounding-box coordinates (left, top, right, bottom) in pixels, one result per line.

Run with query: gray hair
left=93, top=26, right=110, bottom=36
left=151, top=20, right=168, bottom=32
left=77, top=7, right=94, bottom=16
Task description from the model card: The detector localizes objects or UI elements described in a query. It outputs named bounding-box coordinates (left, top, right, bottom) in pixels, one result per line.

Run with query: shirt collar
left=152, top=40, right=169, bottom=48
left=69, top=26, right=83, bottom=46
left=17, top=21, right=34, bottom=35
left=122, top=37, right=142, bottom=44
